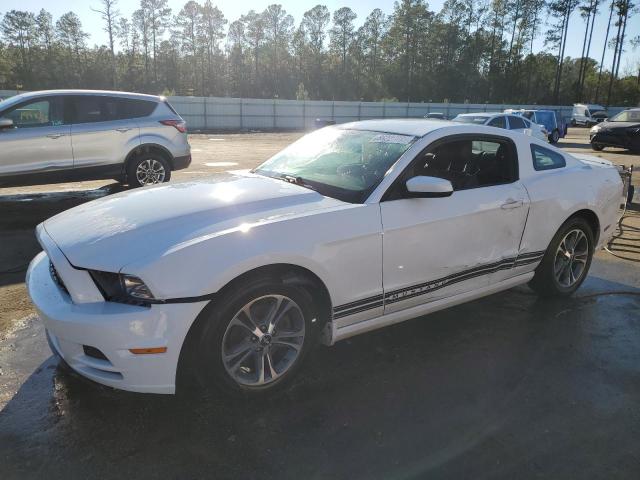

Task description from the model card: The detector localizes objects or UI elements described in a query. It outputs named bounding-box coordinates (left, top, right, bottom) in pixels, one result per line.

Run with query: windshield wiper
left=276, top=174, right=317, bottom=191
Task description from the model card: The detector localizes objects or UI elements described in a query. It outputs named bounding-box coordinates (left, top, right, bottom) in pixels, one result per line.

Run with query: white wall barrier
left=0, top=90, right=627, bottom=131
left=167, top=96, right=627, bottom=131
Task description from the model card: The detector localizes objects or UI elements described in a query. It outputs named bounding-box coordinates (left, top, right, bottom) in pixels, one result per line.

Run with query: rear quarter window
left=118, top=98, right=157, bottom=119
left=531, top=144, right=566, bottom=171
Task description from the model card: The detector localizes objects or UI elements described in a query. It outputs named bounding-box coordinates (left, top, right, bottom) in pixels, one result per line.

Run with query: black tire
left=571, top=119, right=576, bottom=127
left=126, top=152, right=171, bottom=188
left=549, top=129, right=560, bottom=144
left=529, top=217, right=594, bottom=297
left=591, top=143, right=604, bottom=151
left=185, top=275, right=321, bottom=397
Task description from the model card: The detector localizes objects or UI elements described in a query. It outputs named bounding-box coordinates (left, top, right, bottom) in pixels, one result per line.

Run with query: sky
left=2, top=0, right=639, bottom=75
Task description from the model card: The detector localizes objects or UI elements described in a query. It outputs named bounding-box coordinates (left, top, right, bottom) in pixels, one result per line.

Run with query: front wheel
left=127, top=154, right=171, bottom=187
left=591, top=143, right=604, bottom=151
left=189, top=277, right=319, bottom=396
left=529, top=217, right=594, bottom=297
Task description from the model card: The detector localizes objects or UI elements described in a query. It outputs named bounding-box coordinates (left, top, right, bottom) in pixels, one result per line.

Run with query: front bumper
left=26, top=251, right=207, bottom=394
left=590, top=132, right=629, bottom=148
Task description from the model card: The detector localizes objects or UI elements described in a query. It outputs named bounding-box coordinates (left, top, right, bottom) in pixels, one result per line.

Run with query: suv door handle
left=501, top=199, right=523, bottom=209
left=46, top=133, right=65, bottom=139
left=115, top=127, right=131, bottom=133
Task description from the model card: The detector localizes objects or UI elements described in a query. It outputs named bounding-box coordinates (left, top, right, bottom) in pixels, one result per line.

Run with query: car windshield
left=609, top=110, right=640, bottom=122
left=254, top=128, right=416, bottom=203
left=452, top=115, right=489, bottom=124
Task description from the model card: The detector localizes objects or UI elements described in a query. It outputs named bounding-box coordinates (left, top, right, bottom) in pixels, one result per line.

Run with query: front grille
left=49, top=261, right=69, bottom=295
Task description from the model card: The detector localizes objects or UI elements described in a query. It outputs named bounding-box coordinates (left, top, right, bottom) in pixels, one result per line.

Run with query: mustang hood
left=43, top=173, right=345, bottom=271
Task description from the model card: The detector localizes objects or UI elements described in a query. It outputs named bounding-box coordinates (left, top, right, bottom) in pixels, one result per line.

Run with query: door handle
left=501, top=199, right=523, bottom=209
left=115, top=127, right=131, bottom=133
left=46, top=133, right=65, bottom=139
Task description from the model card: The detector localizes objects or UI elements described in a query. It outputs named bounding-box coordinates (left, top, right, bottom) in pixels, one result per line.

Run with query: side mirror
left=0, top=118, right=14, bottom=130
left=405, top=176, right=453, bottom=198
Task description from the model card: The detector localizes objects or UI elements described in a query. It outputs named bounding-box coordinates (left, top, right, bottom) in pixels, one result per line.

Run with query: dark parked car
left=590, top=108, right=640, bottom=153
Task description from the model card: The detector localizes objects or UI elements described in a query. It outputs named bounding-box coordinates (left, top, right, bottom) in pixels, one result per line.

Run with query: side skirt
left=330, top=272, right=534, bottom=344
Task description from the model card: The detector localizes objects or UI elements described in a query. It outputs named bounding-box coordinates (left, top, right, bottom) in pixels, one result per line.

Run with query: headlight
left=89, top=270, right=155, bottom=305
left=122, top=274, right=154, bottom=300
left=590, top=125, right=600, bottom=133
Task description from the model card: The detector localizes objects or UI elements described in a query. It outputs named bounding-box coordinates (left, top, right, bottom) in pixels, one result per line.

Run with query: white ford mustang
left=27, top=120, right=622, bottom=395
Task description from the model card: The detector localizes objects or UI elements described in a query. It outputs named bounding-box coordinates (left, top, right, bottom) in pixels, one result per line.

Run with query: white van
left=572, top=104, right=608, bottom=126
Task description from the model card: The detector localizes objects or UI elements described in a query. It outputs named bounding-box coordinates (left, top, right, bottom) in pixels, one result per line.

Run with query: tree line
left=0, top=0, right=638, bottom=106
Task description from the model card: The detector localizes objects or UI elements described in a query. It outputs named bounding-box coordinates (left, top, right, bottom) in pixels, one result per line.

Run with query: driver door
left=0, top=96, right=73, bottom=177
left=380, top=134, right=530, bottom=314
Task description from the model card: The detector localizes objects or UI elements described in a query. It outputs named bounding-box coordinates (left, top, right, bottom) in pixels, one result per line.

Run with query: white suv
left=0, top=90, right=191, bottom=188
left=451, top=112, right=548, bottom=142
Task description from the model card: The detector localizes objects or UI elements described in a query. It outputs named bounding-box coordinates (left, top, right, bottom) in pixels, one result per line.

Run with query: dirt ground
left=0, top=127, right=639, bottom=479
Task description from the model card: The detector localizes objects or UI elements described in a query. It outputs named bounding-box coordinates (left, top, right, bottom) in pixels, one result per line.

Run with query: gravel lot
left=0, top=127, right=639, bottom=479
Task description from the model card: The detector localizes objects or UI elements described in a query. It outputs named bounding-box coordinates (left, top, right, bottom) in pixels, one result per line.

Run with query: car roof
left=455, top=112, right=502, bottom=118
left=3, top=89, right=163, bottom=102
left=574, top=103, right=605, bottom=109
left=336, top=119, right=454, bottom=137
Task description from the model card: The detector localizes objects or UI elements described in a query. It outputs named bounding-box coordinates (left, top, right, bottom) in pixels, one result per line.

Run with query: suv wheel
left=549, top=130, right=560, bottom=144
left=128, top=153, right=171, bottom=187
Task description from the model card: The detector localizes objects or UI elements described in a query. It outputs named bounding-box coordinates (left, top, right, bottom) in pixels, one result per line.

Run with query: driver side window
left=487, top=116, right=506, bottom=129
left=2, top=97, right=64, bottom=128
left=383, top=136, right=519, bottom=200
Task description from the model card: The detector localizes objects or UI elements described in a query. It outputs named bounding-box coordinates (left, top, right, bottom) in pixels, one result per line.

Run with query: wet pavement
left=1, top=263, right=639, bottom=479
left=1, top=130, right=639, bottom=479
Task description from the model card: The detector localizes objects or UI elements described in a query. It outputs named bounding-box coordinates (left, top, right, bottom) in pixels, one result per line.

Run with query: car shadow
left=558, top=141, right=634, bottom=155
left=557, top=142, right=592, bottom=150
left=1, top=276, right=639, bottom=478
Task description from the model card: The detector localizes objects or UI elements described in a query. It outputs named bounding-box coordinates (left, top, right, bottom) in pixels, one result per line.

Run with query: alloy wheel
left=135, top=159, right=166, bottom=185
left=221, top=295, right=305, bottom=387
left=553, top=229, right=589, bottom=288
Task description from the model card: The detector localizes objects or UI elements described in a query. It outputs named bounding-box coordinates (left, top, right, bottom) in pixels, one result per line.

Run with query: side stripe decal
left=332, top=251, right=545, bottom=317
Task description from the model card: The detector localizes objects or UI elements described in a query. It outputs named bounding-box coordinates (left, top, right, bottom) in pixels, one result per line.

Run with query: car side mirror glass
left=405, top=176, right=453, bottom=198
left=0, top=118, right=14, bottom=130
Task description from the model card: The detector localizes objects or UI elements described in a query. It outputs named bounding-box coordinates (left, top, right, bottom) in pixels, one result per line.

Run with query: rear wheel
left=188, top=276, right=320, bottom=396
left=127, top=153, right=171, bottom=187
left=549, top=129, right=560, bottom=144
left=529, top=217, right=594, bottom=297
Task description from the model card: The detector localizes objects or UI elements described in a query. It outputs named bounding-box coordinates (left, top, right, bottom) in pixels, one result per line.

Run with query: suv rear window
left=116, top=98, right=157, bottom=119
left=70, top=96, right=157, bottom=123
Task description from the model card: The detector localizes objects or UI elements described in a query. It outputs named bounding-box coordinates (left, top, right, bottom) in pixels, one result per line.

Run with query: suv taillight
left=160, top=119, right=187, bottom=133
